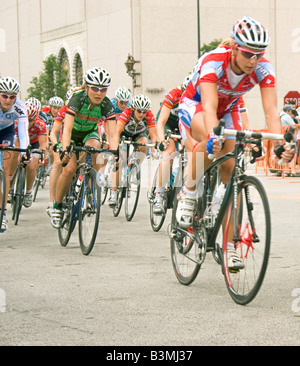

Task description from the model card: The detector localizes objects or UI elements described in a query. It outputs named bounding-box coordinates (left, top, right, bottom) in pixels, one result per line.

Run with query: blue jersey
left=110, top=98, right=131, bottom=120
left=0, top=98, right=29, bottom=151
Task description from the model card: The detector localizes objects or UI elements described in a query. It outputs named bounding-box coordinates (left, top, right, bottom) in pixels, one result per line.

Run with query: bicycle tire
left=222, top=175, right=271, bottom=305
left=170, top=186, right=201, bottom=286
left=0, top=170, right=6, bottom=230
left=113, top=188, right=124, bottom=217
left=149, top=166, right=167, bottom=232
left=58, top=183, right=76, bottom=247
left=125, top=163, right=140, bottom=221
left=32, top=167, right=42, bottom=202
left=78, top=168, right=101, bottom=255
left=101, top=186, right=108, bottom=205
left=12, top=166, right=26, bottom=225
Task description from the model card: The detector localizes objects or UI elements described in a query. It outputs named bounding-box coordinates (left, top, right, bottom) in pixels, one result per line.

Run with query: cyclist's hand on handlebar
left=274, top=144, right=295, bottom=163
left=158, top=139, right=169, bottom=151
left=206, top=133, right=223, bottom=155
left=21, top=153, right=32, bottom=165
left=59, top=149, right=70, bottom=166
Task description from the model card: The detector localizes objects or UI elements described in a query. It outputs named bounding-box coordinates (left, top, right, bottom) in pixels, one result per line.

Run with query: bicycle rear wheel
left=32, top=166, right=43, bottom=202
left=222, top=176, right=271, bottom=305
left=170, top=187, right=201, bottom=285
left=149, top=167, right=167, bottom=232
left=12, top=166, right=26, bottom=225
left=125, top=163, right=140, bottom=221
left=0, top=170, right=6, bottom=230
left=113, top=188, right=124, bottom=217
left=78, top=168, right=101, bottom=255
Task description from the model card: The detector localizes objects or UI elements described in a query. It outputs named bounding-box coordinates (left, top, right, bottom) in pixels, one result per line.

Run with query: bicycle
left=10, top=146, right=43, bottom=225
left=148, top=131, right=185, bottom=232
left=57, top=143, right=118, bottom=255
left=112, top=137, right=156, bottom=221
left=169, top=120, right=292, bottom=305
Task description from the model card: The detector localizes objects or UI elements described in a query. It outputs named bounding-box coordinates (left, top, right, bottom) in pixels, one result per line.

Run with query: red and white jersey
left=15, top=116, right=47, bottom=144
left=54, top=105, right=67, bottom=125
left=183, top=46, right=275, bottom=117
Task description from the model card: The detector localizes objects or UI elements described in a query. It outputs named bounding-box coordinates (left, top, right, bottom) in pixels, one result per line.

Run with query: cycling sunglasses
left=236, top=46, right=265, bottom=60
left=0, top=94, right=17, bottom=100
left=136, top=109, right=147, bottom=114
left=88, top=86, right=108, bottom=93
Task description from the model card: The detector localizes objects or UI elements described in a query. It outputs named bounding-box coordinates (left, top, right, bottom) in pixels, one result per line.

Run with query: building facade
left=1, top=0, right=300, bottom=129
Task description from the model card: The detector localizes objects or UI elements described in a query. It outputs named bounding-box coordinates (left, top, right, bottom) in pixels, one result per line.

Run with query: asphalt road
left=0, top=162, right=299, bottom=346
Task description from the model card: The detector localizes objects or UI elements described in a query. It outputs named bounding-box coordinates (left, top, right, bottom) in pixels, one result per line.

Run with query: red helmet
left=25, top=102, right=39, bottom=120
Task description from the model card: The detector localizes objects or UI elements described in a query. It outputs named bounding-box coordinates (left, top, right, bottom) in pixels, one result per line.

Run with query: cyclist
left=108, top=94, right=157, bottom=207
left=176, top=16, right=295, bottom=270
left=153, top=74, right=191, bottom=214
left=111, top=87, right=131, bottom=119
left=47, top=87, right=77, bottom=216
left=10, top=102, right=47, bottom=207
left=0, top=76, right=30, bottom=232
left=51, top=67, right=116, bottom=228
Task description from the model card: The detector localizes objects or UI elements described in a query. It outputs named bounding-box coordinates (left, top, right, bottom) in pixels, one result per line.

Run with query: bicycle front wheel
left=149, top=167, right=167, bottom=232
left=125, top=164, right=140, bottom=221
left=0, top=170, right=6, bottom=229
left=78, top=169, right=101, bottom=255
left=222, top=176, right=271, bottom=305
left=12, top=167, right=26, bottom=225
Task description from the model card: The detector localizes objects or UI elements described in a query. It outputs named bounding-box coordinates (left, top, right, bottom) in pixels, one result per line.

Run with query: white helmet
left=84, top=67, right=111, bottom=87
left=115, top=87, right=131, bottom=102
left=66, top=86, right=78, bottom=101
left=0, top=77, right=20, bottom=94
left=231, top=16, right=270, bottom=50
left=49, top=96, right=64, bottom=107
left=131, top=94, right=151, bottom=111
left=26, top=97, right=41, bottom=112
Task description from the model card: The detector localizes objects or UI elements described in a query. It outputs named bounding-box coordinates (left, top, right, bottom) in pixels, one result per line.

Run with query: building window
left=58, top=48, right=70, bottom=85
left=74, top=53, right=83, bottom=86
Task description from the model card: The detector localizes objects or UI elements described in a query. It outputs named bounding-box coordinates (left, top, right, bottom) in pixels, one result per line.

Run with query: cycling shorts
left=178, top=97, right=242, bottom=143
left=71, top=129, right=100, bottom=147
left=0, top=124, right=15, bottom=147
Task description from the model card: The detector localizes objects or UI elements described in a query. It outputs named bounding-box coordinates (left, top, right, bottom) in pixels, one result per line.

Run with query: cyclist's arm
left=62, top=112, right=75, bottom=151
left=50, top=121, right=61, bottom=146
left=200, top=82, right=219, bottom=133
left=17, top=116, right=30, bottom=154
left=261, top=87, right=295, bottom=162
left=116, top=120, right=125, bottom=140
left=156, top=105, right=171, bottom=141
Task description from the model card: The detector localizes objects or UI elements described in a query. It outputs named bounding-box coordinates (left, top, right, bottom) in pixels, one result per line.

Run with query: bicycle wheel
left=12, top=166, right=26, bottom=225
left=113, top=188, right=124, bottom=217
left=222, top=176, right=271, bottom=305
left=125, top=163, right=140, bottom=221
left=149, top=167, right=167, bottom=232
left=170, top=187, right=201, bottom=285
left=32, top=167, right=42, bottom=202
left=78, top=168, right=101, bottom=255
left=101, top=185, right=108, bottom=205
left=58, top=185, right=76, bottom=247
left=0, top=169, right=6, bottom=230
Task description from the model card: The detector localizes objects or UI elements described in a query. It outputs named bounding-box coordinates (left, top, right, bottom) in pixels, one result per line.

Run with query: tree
left=200, top=38, right=223, bottom=56
left=27, top=54, right=69, bottom=105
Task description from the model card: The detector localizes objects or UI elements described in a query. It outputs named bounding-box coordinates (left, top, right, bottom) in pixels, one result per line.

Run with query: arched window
left=73, top=53, right=83, bottom=86
left=58, top=48, right=70, bottom=85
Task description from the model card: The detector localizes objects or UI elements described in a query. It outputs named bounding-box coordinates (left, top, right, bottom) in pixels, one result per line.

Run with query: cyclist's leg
left=48, top=149, right=63, bottom=212
left=23, top=154, right=39, bottom=208
left=176, top=100, right=206, bottom=228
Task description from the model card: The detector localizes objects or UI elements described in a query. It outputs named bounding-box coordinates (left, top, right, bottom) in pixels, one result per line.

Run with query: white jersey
left=0, top=98, right=29, bottom=150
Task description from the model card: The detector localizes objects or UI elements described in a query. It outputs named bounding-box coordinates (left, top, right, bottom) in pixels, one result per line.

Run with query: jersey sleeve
left=255, top=59, right=276, bottom=88
left=145, top=110, right=156, bottom=128
left=118, top=108, right=132, bottom=125
left=66, top=90, right=86, bottom=116
left=100, top=97, right=117, bottom=120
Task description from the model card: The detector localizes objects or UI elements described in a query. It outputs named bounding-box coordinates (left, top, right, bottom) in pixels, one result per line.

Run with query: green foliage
left=27, top=54, right=69, bottom=105
left=200, top=38, right=223, bottom=56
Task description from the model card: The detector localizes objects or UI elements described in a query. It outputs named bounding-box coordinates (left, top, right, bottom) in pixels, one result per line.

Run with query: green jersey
left=66, top=90, right=116, bottom=132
